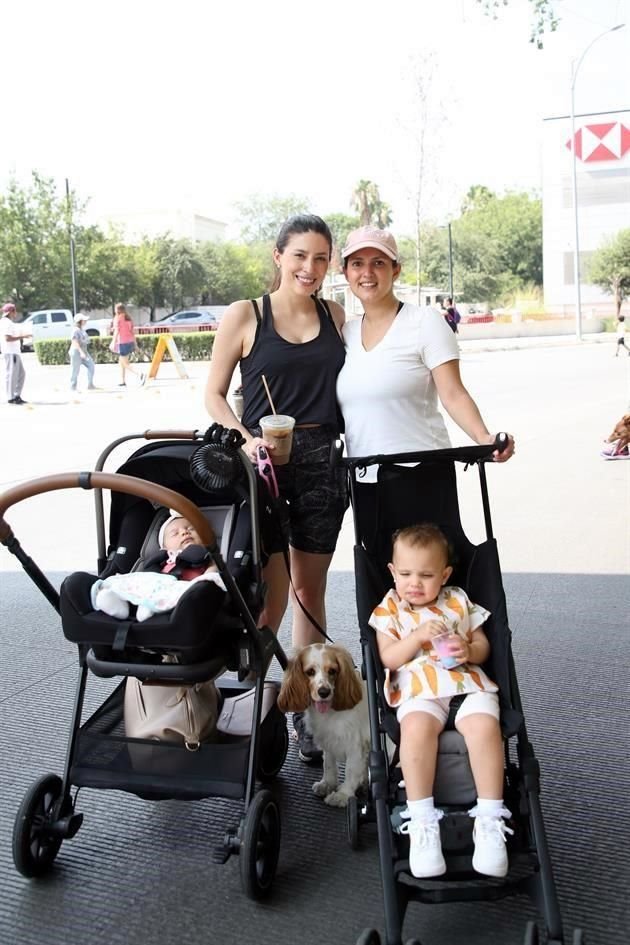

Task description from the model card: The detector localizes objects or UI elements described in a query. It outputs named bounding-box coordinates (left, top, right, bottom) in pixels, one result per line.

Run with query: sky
left=2, top=0, right=629, bottom=238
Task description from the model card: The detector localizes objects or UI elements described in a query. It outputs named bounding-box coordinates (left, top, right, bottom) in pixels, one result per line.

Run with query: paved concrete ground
left=1, top=338, right=628, bottom=945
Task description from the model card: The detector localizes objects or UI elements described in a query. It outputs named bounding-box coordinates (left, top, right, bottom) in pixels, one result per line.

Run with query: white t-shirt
left=336, top=303, right=459, bottom=480
left=0, top=315, right=23, bottom=355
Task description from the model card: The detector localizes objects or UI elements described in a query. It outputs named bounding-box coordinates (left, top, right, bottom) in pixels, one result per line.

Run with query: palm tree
left=351, top=180, right=393, bottom=228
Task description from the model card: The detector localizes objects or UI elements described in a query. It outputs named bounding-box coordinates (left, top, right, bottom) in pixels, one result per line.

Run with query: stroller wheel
left=356, top=930, right=381, bottom=945
left=523, top=922, right=539, bottom=945
left=239, top=789, right=281, bottom=900
left=13, top=774, right=69, bottom=877
left=347, top=795, right=359, bottom=850
left=257, top=716, right=289, bottom=782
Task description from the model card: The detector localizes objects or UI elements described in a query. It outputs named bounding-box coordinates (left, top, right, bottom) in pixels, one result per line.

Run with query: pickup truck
left=20, top=309, right=112, bottom=351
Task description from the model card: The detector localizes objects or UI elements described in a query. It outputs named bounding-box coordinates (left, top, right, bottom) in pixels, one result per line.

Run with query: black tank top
left=241, top=294, right=345, bottom=431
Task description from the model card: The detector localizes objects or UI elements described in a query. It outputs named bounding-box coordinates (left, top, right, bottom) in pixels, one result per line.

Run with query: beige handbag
left=124, top=676, right=219, bottom=751
left=216, top=683, right=278, bottom=736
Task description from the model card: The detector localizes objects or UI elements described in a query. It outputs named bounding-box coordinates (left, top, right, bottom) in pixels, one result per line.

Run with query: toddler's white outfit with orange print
left=369, top=586, right=499, bottom=725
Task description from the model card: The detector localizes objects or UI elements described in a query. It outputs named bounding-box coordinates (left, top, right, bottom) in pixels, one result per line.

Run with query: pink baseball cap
left=341, top=226, right=399, bottom=262
left=2, top=302, right=16, bottom=314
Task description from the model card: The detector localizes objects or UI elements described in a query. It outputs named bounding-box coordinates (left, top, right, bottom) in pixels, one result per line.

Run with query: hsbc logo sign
left=566, top=122, right=630, bottom=162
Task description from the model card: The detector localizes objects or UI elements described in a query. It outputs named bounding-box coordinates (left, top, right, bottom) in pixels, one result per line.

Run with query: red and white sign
left=566, top=121, right=630, bottom=162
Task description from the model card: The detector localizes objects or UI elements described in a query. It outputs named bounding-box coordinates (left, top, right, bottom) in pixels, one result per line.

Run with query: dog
left=277, top=643, right=370, bottom=808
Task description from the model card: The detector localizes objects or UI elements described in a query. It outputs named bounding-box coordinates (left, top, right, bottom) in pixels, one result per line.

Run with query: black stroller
left=0, top=424, right=289, bottom=900
left=339, top=439, right=584, bottom=945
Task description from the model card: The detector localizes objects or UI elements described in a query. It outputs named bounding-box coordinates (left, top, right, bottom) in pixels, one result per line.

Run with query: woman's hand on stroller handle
left=489, top=432, right=514, bottom=463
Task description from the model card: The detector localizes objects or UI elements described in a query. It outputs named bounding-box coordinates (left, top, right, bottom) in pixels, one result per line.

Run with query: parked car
left=20, top=309, right=112, bottom=351
left=155, top=310, right=220, bottom=329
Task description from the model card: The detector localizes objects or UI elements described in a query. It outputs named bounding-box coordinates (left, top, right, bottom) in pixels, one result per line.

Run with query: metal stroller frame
left=0, top=427, right=289, bottom=900
left=339, top=440, right=584, bottom=945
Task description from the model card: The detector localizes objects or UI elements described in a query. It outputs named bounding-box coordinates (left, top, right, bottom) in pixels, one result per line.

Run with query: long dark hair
left=269, top=214, right=333, bottom=292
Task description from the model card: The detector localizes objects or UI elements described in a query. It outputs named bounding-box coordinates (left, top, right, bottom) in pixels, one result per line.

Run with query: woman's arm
left=204, top=300, right=264, bottom=459
left=70, top=333, right=85, bottom=357
left=431, top=360, right=514, bottom=462
left=327, top=299, right=346, bottom=337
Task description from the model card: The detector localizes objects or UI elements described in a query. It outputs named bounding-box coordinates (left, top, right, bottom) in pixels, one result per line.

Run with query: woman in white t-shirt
left=336, top=226, right=515, bottom=482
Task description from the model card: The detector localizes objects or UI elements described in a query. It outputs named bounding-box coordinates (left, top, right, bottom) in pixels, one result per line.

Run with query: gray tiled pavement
left=1, top=568, right=629, bottom=945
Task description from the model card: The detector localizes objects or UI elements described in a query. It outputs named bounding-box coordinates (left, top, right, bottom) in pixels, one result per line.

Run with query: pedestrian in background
left=111, top=303, right=145, bottom=386
left=1, top=302, right=31, bottom=405
left=614, top=314, right=629, bottom=357
left=442, top=297, right=461, bottom=334
left=69, top=313, right=97, bottom=391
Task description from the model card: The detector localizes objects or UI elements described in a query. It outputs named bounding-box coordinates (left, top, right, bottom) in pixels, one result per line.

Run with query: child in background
left=369, top=523, right=511, bottom=879
left=91, top=514, right=224, bottom=621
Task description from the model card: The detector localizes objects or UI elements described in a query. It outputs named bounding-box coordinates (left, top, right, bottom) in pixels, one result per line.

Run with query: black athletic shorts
left=250, top=426, right=348, bottom=556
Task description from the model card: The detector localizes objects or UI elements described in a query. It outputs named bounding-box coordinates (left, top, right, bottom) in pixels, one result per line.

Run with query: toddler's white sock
left=407, top=797, right=436, bottom=822
left=474, top=798, right=505, bottom=817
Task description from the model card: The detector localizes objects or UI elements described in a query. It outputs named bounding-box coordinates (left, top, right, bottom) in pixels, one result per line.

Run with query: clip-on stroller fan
left=190, top=424, right=246, bottom=492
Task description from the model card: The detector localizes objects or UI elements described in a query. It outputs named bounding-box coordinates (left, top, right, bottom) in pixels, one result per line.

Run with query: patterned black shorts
left=251, top=426, right=348, bottom=555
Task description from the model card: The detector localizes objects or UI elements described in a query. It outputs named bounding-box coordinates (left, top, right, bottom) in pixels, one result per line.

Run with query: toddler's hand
left=446, top=635, right=470, bottom=663
left=418, top=619, right=447, bottom=644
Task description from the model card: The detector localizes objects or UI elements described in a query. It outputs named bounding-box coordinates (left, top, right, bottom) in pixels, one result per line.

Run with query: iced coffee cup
left=259, top=414, right=295, bottom=466
left=432, top=631, right=462, bottom=670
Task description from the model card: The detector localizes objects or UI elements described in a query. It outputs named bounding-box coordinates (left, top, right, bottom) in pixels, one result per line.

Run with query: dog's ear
left=277, top=656, right=310, bottom=714
left=332, top=647, right=363, bottom=712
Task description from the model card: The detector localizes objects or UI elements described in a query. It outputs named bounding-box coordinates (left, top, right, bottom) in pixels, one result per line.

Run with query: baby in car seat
left=91, top=513, right=226, bottom=622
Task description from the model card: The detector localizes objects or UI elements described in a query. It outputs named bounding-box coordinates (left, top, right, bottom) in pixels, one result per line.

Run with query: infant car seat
left=60, top=505, right=243, bottom=670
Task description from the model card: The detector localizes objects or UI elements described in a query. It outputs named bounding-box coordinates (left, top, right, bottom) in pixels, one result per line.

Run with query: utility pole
left=65, top=178, right=79, bottom=316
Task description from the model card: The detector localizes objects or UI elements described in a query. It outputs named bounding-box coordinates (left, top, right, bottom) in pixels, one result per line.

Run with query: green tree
left=477, top=0, right=559, bottom=48
left=350, top=180, right=392, bottom=228
left=325, top=213, right=359, bottom=267
left=235, top=193, right=310, bottom=243
left=153, top=238, right=207, bottom=312
left=0, top=172, right=78, bottom=311
left=401, top=187, right=542, bottom=305
left=197, top=241, right=269, bottom=303
left=587, top=229, right=630, bottom=317
left=75, top=226, right=140, bottom=311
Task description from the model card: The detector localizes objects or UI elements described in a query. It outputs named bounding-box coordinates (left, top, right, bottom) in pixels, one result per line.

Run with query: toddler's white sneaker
left=400, top=814, right=446, bottom=878
left=471, top=815, right=513, bottom=877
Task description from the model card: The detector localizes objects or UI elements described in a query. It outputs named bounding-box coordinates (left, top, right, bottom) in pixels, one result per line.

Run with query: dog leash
left=256, top=446, right=335, bottom=644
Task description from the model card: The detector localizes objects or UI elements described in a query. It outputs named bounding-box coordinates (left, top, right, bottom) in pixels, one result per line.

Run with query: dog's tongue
left=314, top=700, right=330, bottom=714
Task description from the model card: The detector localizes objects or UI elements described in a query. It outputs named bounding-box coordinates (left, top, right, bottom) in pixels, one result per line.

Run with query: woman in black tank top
left=205, top=216, right=348, bottom=753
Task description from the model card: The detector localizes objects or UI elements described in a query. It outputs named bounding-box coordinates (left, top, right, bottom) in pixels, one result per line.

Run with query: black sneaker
left=292, top=711, right=323, bottom=764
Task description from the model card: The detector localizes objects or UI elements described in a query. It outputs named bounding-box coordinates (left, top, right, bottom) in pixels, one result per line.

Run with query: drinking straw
left=261, top=374, right=277, bottom=415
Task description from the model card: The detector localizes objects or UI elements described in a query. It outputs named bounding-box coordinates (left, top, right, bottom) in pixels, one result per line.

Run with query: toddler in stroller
left=343, top=439, right=583, bottom=945
left=370, top=523, right=511, bottom=880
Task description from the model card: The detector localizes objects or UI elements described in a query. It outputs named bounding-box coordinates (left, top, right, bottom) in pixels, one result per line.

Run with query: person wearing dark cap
left=0, top=302, right=31, bottom=405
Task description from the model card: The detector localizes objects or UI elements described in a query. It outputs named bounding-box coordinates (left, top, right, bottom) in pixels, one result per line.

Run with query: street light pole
left=569, top=23, right=624, bottom=342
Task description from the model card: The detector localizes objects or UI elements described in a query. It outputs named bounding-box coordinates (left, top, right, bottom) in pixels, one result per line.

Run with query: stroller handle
left=338, top=432, right=510, bottom=470
left=0, top=472, right=215, bottom=547
left=142, top=429, right=200, bottom=441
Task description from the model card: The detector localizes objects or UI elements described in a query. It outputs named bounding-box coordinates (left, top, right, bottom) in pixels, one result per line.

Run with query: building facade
left=543, top=108, right=630, bottom=315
